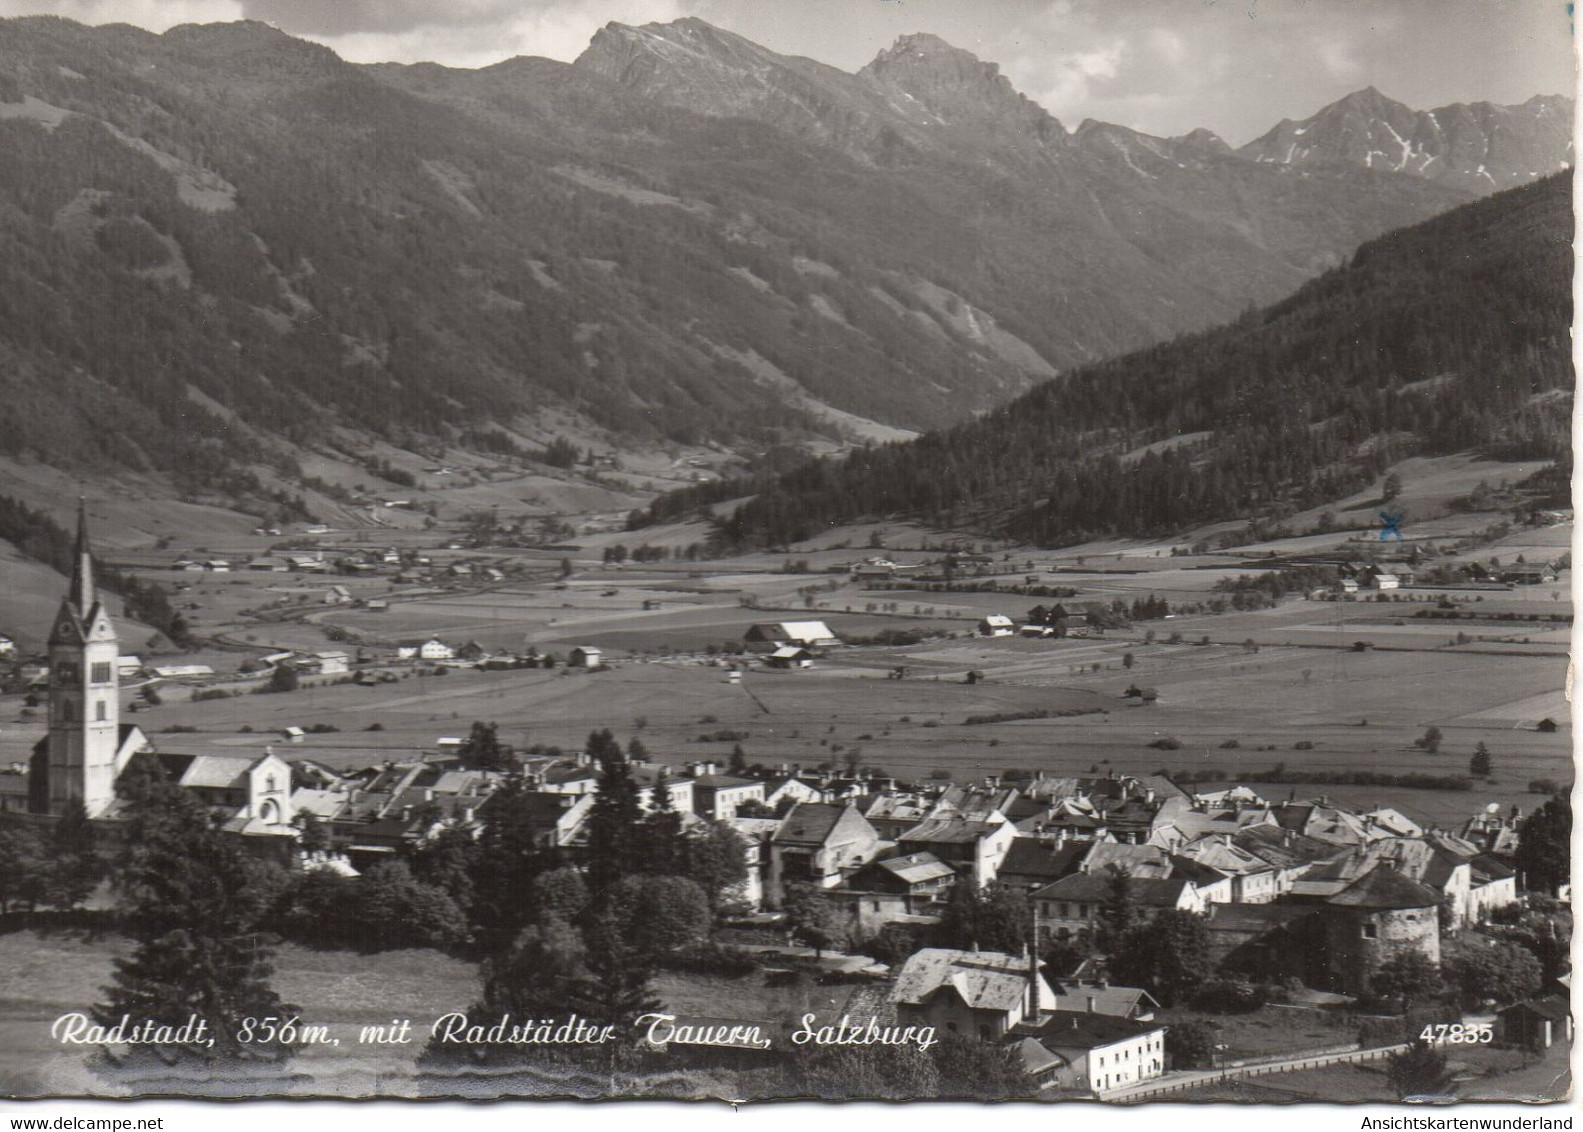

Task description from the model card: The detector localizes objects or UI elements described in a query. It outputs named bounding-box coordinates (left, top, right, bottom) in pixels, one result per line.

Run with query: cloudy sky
left=1, top=0, right=1573, bottom=143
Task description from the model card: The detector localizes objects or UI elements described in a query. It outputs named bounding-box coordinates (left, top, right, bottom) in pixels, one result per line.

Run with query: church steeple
left=34, top=498, right=123, bottom=818
left=70, top=498, right=95, bottom=618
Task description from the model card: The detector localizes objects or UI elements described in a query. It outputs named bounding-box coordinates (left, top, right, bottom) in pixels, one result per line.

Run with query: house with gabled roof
left=997, top=839, right=1090, bottom=892
left=688, top=773, right=764, bottom=820
left=861, top=792, right=934, bottom=840
left=766, top=802, right=881, bottom=907
left=1172, top=835, right=1279, bottom=903
left=833, top=851, right=958, bottom=933
left=762, top=775, right=824, bottom=813
left=1045, top=979, right=1160, bottom=1022
left=890, top=948, right=1056, bottom=1042
left=1497, top=995, right=1573, bottom=1050
left=898, top=816, right=1016, bottom=889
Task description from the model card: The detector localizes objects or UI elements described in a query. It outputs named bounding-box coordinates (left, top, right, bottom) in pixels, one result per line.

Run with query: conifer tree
left=584, top=729, right=643, bottom=897
left=98, top=760, right=293, bottom=1063
left=639, top=768, right=685, bottom=877
left=42, top=799, right=100, bottom=910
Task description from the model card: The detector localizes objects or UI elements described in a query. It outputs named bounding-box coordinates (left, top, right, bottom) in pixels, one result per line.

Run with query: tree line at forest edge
left=636, top=175, right=1572, bottom=549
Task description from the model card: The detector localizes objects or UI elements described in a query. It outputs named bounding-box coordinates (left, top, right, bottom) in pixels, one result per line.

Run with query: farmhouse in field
left=765, top=646, right=814, bottom=669
left=743, top=621, right=841, bottom=652
left=978, top=614, right=1015, bottom=637
left=569, top=646, right=603, bottom=668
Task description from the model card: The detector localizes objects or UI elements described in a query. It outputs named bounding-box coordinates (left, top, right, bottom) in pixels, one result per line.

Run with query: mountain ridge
left=0, top=14, right=1568, bottom=523
left=641, top=173, right=1573, bottom=548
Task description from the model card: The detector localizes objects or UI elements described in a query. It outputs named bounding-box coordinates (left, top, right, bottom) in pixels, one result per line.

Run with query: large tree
left=576, top=904, right=661, bottom=1030
left=1442, top=938, right=1542, bottom=1010
left=40, top=799, right=102, bottom=910
left=477, top=913, right=591, bottom=1023
left=351, top=861, right=466, bottom=952
left=98, top=759, right=293, bottom=1063
left=1109, top=910, right=1212, bottom=1007
left=469, top=778, right=558, bottom=950
left=1370, top=950, right=1445, bottom=1014
left=456, top=721, right=519, bottom=773
left=636, top=768, right=685, bottom=877
left=939, top=881, right=1032, bottom=955
left=1093, top=867, right=1137, bottom=955
left=680, top=821, right=750, bottom=912
left=606, top=875, right=711, bottom=956
left=1514, top=794, right=1570, bottom=896
left=784, top=886, right=847, bottom=960
left=0, top=822, right=45, bottom=912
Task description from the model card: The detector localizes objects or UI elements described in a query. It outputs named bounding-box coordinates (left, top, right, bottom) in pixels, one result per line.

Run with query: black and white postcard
left=0, top=0, right=1572, bottom=1115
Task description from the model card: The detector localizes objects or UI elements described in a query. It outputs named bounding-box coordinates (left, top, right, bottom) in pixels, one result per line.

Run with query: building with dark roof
left=1319, top=864, right=1442, bottom=995
left=1496, top=995, right=1572, bottom=1050
left=997, top=839, right=1089, bottom=892
left=1009, top=1010, right=1167, bottom=1094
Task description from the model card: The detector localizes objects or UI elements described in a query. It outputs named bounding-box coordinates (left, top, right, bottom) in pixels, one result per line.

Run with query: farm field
left=0, top=491, right=1568, bottom=857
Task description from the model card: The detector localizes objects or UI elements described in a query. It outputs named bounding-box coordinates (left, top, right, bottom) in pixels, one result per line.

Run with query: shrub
left=1148, top=737, right=1184, bottom=750
left=656, top=942, right=759, bottom=977
left=1166, top=1021, right=1217, bottom=1069
left=1192, top=979, right=1264, bottom=1014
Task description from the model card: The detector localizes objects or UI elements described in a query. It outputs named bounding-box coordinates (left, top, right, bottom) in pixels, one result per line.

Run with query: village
left=0, top=502, right=1570, bottom=1102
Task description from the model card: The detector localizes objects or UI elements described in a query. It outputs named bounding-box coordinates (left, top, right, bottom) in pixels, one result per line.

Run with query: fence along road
left=1106, top=1042, right=1412, bottom=1102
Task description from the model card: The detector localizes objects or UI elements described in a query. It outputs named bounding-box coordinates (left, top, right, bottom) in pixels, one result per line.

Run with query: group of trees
left=421, top=727, right=748, bottom=1064
left=0, top=802, right=100, bottom=913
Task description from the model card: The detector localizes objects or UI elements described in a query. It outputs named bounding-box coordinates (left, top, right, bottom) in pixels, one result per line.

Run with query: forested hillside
left=639, top=174, right=1573, bottom=547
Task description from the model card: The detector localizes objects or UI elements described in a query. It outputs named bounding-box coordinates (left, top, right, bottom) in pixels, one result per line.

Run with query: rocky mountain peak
left=858, top=31, right=1062, bottom=141
left=1173, top=126, right=1233, bottom=155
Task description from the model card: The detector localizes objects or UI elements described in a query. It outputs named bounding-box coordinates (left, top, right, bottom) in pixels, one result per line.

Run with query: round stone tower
left=1321, top=864, right=1442, bottom=997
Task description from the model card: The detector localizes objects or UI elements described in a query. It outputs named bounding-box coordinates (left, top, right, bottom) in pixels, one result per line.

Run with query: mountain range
left=644, top=173, right=1573, bottom=548
left=0, top=15, right=1570, bottom=513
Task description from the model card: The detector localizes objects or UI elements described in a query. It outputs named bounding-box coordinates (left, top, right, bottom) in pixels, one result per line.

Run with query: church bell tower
left=37, top=502, right=122, bottom=817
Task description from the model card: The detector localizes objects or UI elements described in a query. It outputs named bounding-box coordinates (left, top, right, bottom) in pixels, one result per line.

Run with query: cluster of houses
left=168, top=546, right=513, bottom=588
left=978, top=604, right=1112, bottom=640
left=890, top=946, right=1166, bottom=1093
left=225, top=745, right=1534, bottom=1016
left=1324, top=558, right=1564, bottom=596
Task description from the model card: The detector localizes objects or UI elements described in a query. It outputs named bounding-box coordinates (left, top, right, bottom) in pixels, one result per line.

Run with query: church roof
left=178, top=754, right=264, bottom=790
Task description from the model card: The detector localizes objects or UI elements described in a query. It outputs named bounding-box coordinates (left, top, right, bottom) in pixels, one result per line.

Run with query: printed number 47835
left=1419, top=1023, right=1493, bottom=1044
